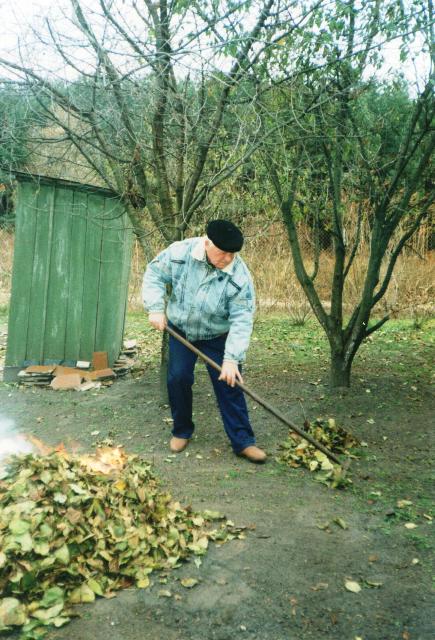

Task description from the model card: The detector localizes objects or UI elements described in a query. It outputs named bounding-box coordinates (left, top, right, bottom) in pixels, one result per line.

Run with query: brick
left=77, top=380, right=102, bottom=391
left=50, top=374, right=83, bottom=390
left=54, top=366, right=83, bottom=377
left=92, top=352, right=109, bottom=370
left=25, top=365, right=56, bottom=374
left=83, top=368, right=116, bottom=381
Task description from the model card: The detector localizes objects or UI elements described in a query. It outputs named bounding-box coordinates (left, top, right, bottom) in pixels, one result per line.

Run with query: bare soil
left=0, top=316, right=434, bottom=640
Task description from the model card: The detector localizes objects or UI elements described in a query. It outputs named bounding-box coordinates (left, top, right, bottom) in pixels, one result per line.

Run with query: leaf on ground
left=203, top=510, right=224, bottom=520
left=404, top=523, right=417, bottom=529
left=345, top=580, right=361, bottom=593
left=180, top=578, right=199, bottom=588
left=158, top=590, right=172, bottom=598
left=310, top=582, right=328, bottom=591
left=0, top=597, right=28, bottom=627
left=365, top=580, right=383, bottom=588
left=69, top=584, right=95, bottom=604
left=333, top=517, right=348, bottom=530
left=397, top=499, right=413, bottom=508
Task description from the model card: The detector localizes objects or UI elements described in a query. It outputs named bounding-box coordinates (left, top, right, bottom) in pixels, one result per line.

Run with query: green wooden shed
left=4, top=171, right=133, bottom=381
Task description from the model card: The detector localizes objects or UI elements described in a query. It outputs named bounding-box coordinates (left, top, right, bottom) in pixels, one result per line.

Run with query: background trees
left=258, top=0, right=434, bottom=385
left=1, top=0, right=323, bottom=256
left=0, top=0, right=433, bottom=387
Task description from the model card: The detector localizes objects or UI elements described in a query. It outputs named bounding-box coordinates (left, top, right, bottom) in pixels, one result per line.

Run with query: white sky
left=0, top=0, right=431, bottom=91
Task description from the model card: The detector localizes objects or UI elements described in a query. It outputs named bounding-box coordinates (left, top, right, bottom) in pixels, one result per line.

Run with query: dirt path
left=1, top=317, right=434, bottom=639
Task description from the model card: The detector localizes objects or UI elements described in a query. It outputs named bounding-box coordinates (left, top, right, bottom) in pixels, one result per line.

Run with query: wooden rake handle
left=165, top=325, right=342, bottom=466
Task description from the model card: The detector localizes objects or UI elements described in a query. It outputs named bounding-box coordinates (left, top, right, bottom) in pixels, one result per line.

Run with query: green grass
left=0, top=304, right=8, bottom=322
left=125, top=311, right=435, bottom=382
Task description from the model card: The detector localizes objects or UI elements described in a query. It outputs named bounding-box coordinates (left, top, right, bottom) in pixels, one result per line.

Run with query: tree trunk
left=329, top=349, right=352, bottom=388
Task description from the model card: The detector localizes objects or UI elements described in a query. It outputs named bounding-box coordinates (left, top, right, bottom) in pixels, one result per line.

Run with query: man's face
left=205, top=239, right=235, bottom=270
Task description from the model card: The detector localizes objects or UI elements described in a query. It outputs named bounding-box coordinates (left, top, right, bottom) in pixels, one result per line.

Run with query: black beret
left=206, top=219, right=244, bottom=252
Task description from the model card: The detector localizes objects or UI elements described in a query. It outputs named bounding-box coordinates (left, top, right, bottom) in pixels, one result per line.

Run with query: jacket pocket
left=170, top=259, right=187, bottom=303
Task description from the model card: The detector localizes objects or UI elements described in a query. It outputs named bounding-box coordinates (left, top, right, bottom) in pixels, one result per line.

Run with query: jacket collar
left=191, top=236, right=235, bottom=274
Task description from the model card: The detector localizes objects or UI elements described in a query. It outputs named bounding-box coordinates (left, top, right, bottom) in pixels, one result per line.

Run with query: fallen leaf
left=345, top=580, right=361, bottom=593
left=365, top=580, right=383, bottom=588
left=180, top=578, right=199, bottom=588
left=0, top=597, right=28, bottom=627
left=310, top=582, right=328, bottom=591
left=333, top=517, right=348, bottom=530
left=404, top=523, right=417, bottom=529
left=158, top=590, right=172, bottom=598
left=397, top=499, right=413, bottom=508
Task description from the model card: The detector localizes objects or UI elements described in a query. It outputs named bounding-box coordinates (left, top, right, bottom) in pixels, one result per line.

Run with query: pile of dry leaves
left=278, top=418, right=359, bottom=488
left=0, top=448, right=242, bottom=638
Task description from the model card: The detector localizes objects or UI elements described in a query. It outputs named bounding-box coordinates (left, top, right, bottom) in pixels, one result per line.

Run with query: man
left=142, top=219, right=266, bottom=463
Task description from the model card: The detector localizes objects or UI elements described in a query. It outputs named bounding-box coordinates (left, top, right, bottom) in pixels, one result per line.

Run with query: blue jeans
left=167, top=325, right=256, bottom=453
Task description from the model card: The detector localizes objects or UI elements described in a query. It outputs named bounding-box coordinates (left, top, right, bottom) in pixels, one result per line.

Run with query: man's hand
left=219, top=360, right=244, bottom=387
left=148, top=312, right=167, bottom=331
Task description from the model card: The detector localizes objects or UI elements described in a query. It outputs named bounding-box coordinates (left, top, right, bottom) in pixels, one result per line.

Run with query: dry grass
left=128, top=224, right=435, bottom=322
left=0, top=229, right=13, bottom=308
left=1, top=225, right=434, bottom=322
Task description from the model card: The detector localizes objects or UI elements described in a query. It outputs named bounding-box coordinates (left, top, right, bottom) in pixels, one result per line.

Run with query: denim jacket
left=142, top=237, right=256, bottom=362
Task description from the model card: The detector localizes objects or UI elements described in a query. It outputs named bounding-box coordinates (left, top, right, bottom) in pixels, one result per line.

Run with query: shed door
left=6, top=180, right=132, bottom=369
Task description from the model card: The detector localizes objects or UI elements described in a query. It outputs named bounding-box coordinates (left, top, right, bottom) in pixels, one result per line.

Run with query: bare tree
left=0, top=0, right=326, bottom=256
left=260, top=0, right=434, bottom=387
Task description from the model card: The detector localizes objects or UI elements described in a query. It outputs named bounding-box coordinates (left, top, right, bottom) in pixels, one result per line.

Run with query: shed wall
left=5, top=179, right=133, bottom=371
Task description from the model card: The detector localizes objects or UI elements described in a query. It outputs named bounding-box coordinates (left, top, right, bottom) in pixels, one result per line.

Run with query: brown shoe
left=238, top=445, right=267, bottom=463
left=170, top=437, right=189, bottom=453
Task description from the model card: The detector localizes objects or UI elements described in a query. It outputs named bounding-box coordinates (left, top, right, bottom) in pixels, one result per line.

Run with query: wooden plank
left=64, top=190, right=88, bottom=361
left=43, top=185, right=74, bottom=361
left=79, top=192, right=104, bottom=361
left=95, top=196, right=126, bottom=364
left=24, top=184, right=55, bottom=363
left=5, top=182, right=38, bottom=366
